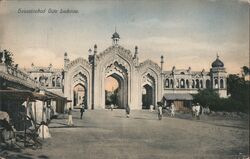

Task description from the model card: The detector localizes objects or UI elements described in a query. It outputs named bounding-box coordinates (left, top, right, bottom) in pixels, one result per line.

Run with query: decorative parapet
left=65, top=57, right=92, bottom=71
left=0, top=64, right=40, bottom=89
left=96, top=45, right=135, bottom=65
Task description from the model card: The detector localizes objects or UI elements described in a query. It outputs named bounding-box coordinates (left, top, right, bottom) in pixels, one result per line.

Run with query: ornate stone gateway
left=62, top=32, right=227, bottom=110
left=63, top=32, right=162, bottom=109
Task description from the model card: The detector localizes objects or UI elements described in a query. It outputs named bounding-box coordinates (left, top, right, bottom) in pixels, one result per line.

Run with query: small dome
left=112, top=32, right=120, bottom=39
left=212, top=55, right=224, bottom=67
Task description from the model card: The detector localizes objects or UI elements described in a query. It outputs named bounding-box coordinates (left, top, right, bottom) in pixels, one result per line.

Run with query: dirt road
left=1, top=109, right=249, bottom=159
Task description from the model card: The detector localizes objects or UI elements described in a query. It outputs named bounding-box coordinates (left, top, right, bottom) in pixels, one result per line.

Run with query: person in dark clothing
left=80, top=103, right=85, bottom=119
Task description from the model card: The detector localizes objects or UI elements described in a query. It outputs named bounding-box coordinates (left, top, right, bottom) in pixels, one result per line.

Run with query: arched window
left=196, top=79, right=199, bottom=88
left=39, top=76, right=45, bottom=86
left=214, top=79, right=218, bottom=88
left=206, top=79, right=210, bottom=88
left=200, top=80, right=203, bottom=88
left=192, top=80, right=195, bottom=88
left=165, top=79, right=169, bottom=88
left=56, top=77, right=61, bottom=87
left=170, top=79, right=174, bottom=88
left=220, top=79, right=224, bottom=88
left=52, top=78, right=55, bottom=87
left=180, top=79, right=185, bottom=88
left=176, top=79, right=180, bottom=88
left=186, top=80, right=189, bottom=88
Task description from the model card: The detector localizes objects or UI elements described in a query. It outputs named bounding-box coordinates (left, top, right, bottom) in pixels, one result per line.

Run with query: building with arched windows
left=26, top=32, right=228, bottom=110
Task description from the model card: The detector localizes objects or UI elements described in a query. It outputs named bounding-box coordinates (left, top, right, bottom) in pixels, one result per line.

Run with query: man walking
left=157, top=102, right=163, bottom=120
left=67, top=107, right=73, bottom=126
left=196, top=103, right=201, bottom=120
left=80, top=103, right=85, bottom=119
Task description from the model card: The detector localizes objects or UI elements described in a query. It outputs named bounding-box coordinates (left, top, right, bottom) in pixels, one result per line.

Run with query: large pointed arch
left=64, top=58, right=92, bottom=109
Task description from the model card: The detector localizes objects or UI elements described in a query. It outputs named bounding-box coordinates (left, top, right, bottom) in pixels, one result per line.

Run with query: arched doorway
left=73, top=83, right=87, bottom=108
left=142, top=84, right=153, bottom=109
left=141, top=73, right=156, bottom=109
left=103, top=61, right=128, bottom=109
left=105, top=75, right=119, bottom=108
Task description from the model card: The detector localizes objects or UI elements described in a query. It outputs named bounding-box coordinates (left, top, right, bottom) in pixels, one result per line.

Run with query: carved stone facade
left=27, top=32, right=228, bottom=110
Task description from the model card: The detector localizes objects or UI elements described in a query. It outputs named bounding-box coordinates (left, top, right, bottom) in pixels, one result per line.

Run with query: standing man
left=80, top=103, right=85, bottom=119
left=157, top=102, right=163, bottom=120
left=196, top=103, right=201, bottom=120
left=170, top=102, right=175, bottom=117
left=67, top=107, right=73, bottom=126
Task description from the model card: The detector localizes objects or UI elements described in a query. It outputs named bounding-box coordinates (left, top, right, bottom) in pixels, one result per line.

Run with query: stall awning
left=163, top=93, right=193, bottom=100
left=0, top=89, right=50, bottom=101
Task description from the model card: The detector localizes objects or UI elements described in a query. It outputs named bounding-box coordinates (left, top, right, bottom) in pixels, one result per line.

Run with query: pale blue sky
left=0, top=0, right=249, bottom=73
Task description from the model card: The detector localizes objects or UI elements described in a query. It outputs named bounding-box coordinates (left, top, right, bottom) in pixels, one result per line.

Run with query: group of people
left=66, top=101, right=210, bottom=124
left=67, top=102, right=85, bottom=126
left=192, top=103, right=201, bottom=119
left=157, top=102, right=175, bottom=120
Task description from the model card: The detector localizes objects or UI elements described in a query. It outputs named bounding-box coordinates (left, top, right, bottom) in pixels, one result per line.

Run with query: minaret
left=133, top=46, right=139, bottom=66
left=210, top=53, right=227, bottom=97
left=160, top=55, right=164, bottom=74
left=64, top=52, right=70, bottom=70
left=88, top=48, right=93, bottom=63
left=94, top=44, right=97, bottom=55
left=91, top=44, right=97, bottom=110
left=1, top=49, right=5, bottom=64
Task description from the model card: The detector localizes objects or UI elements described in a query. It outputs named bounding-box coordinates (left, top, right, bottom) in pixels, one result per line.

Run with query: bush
left=214, top=97, right=245, bottom=112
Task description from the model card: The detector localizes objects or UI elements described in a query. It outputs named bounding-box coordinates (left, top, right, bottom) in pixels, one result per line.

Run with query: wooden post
left=34, top=101, right=37, bottom=129
left=24, top=97, right=29, bottom=147
left=42, top=100, right=45, bottom=140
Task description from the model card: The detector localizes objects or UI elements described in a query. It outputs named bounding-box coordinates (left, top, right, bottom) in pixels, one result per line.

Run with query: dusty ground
left=0, top=109, right=249, bottom=159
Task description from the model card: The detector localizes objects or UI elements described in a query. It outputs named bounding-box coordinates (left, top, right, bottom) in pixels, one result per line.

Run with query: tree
left=193, top=89, right=220, bottom=110
left=227, top=74, right=249, bottom=112
left=242, top=66, right=249, bottom=75
left=0, top=49, right=14, bottom=66
left=193, top=74, right=249, bottom=112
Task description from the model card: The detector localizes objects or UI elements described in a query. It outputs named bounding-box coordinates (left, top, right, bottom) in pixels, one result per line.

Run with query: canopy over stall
left=163, top=93, right=193, bottom=111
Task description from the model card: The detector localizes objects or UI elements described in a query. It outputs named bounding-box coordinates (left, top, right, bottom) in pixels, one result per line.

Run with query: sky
left=0, top=0, right=249, bottom=74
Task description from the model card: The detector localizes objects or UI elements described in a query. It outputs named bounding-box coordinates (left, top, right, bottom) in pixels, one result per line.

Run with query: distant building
left=25, top=32, right=228, bottom=110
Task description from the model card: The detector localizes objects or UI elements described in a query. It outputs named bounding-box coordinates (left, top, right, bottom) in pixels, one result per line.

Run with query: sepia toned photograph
left=0, top=0, right=249, bottom=158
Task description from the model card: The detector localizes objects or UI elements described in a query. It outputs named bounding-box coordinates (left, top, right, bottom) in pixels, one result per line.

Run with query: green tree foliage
left=105, top=88, right=119, bottom=105
left=0, top=49, right=14, bottom=66
left=227, top=74, right=249, bottom=112
left=193, top=73, right=249, bottom=112
left=193, top=89, right=220, bottom=110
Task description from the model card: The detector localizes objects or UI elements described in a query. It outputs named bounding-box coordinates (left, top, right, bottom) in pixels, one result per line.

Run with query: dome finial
left=112, top=28, right=120, bottom=46
left=217, top=53, right=219, bottom=59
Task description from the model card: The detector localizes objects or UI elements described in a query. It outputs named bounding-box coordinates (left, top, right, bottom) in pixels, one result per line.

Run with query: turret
left=112, top=31, right=120, bottom=46
left=64, top=52, right=70, bottom=69
left=133, top=46, right=139, bottom=66
left=210, top=53, right=227, bottom=97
